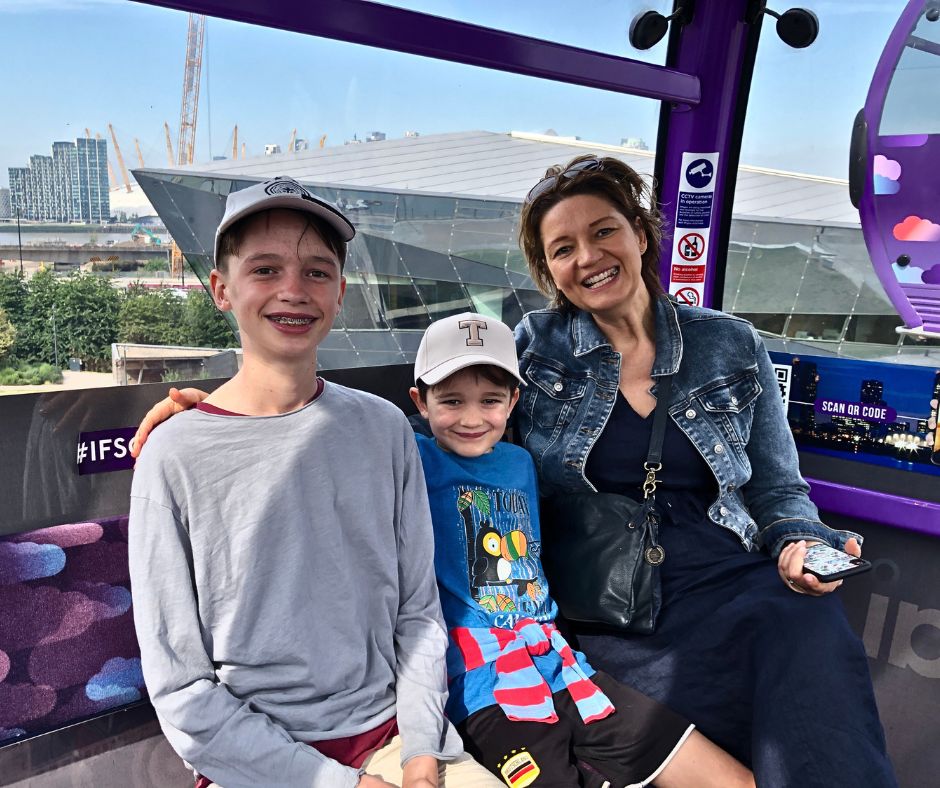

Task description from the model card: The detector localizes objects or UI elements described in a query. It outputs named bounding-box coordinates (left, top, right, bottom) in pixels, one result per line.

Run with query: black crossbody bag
left=539, top=376, right=673, bottom=634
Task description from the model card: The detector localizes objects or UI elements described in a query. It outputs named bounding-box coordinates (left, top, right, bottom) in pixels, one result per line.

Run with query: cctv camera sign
left=669, top=152, right=719, bottom=307
left=76, top=428, right=137, bottom=475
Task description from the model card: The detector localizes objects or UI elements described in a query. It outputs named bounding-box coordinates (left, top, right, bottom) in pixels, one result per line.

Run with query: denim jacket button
left=714, top=443, right=724, bottom=453
left=719, top=506, right=729, bottom=516
left=685, top=409, right=696, bottom=419
left=730, top=395, right=738, bottom=406
left=727, top=483, right=736, bottom=492
left=553, top=382, right=564, bottom=392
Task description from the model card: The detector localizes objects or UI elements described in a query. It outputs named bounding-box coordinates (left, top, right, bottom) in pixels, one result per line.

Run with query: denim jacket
left=514, top=296, right=861, bottom=558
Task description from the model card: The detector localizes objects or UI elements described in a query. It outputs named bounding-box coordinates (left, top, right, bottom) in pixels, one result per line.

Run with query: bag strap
left=642, top=375, right=673, bottom=500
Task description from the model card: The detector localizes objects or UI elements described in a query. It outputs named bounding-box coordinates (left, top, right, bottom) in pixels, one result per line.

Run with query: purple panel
left=807, top=477, right=940, bottom=537
left=133, top=0, right=700, bottom=105
left=654, top=1, right=754, bottom=307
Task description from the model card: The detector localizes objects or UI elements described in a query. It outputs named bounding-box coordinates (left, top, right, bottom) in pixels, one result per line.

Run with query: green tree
left=57, top=272, right=121, bottom=370
left=0, top=308, right=16, bottom=364
left=181, top=288, right=236, bottom=348
left=119, top=285, right=185, bottom=345
left=20, top=267, right=62, bottom=365
left=0, top=271, right=28, bottom=323
left=0, top=271, right=29, bottom=360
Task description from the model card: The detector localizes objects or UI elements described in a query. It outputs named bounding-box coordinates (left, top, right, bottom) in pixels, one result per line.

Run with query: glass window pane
left=735, top=313, right=787, bottom=336
left=414, top=279, right=472, bottom=320
left=341, top=282, right=387, bottom=330
left=730, top=1, right=912, bottom=364
left=844, top=315, right=903, bottom=344
left=881, top=9, right=940, bottom=135
left=378, top=277, right=430, bottom=329
left=785, top=314, right=847, bottom=342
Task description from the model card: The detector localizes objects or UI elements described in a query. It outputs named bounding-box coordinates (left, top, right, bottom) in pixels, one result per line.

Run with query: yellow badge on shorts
left=498, top=749, right=541, bottom=787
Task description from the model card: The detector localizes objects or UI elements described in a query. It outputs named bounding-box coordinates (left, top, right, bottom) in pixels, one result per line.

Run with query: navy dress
left=576, top=392, right=896, bottom=787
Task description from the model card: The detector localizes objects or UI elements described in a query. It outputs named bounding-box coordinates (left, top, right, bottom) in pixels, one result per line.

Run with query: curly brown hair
left=518, top=155, right=665, bottom=310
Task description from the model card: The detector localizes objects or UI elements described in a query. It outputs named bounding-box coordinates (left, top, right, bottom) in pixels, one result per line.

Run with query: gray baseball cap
left=414, top=312, right=524, bottom=385
left=214, top=176, right=355, bottom=266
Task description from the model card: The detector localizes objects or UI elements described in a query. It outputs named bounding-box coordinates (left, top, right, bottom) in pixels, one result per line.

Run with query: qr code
left=773, top=364, right=791, bottom=410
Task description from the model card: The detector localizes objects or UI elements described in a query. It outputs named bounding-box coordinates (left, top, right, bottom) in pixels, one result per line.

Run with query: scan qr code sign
left=773, top=364, right=791, bottom=410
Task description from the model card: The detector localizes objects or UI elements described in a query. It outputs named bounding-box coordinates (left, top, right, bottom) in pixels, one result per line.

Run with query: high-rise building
left=8, top=168, right=32, bottom=220
left=29, top=155, right=54, bottom=222
left=861, top=379, right=885, bottom=406
left=8, top=137, right=109, bottom=223
left=52, top=141, right=80, bottom=222
left=0, top=188, right=11, bottom=220
left=75, top=137, right=109, bottom=223
left=791, top=357, right=819, bottom=432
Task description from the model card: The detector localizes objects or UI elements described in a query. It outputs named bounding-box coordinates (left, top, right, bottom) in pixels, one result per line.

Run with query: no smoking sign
left=675, top=287, right=700, bottom=306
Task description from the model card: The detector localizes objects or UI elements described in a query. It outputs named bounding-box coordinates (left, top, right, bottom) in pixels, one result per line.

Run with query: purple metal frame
left=655, top=1, right=754, bottom=309
left=858, top=0, right=927, bottom=329
left=134, top=0, right=931, bottom=534
left=807, top=477, right=940, bottom=538
left=133, top=0, right=700, bottom=105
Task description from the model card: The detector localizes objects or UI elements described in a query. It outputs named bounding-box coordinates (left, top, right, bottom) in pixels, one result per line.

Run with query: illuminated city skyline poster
left=771, top=352, right=940, bottom=477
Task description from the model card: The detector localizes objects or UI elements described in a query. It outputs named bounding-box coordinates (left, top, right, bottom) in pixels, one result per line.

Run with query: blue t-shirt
left=415, top=434, right=594, bottom=723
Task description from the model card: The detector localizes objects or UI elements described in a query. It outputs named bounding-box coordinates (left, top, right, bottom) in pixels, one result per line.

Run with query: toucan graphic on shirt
left=456, top=485, right=546, bottom=619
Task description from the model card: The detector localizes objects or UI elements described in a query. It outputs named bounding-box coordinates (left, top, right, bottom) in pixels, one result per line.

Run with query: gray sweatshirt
left=129, top=383, right=463, bottom=787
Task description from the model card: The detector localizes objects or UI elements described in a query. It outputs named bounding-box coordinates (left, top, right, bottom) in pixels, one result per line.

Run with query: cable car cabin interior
left=1, top=1, right=938, bottom=786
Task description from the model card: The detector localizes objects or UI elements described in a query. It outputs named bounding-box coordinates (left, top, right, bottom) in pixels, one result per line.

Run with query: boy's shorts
left=456, top=671, right=693, bottom=788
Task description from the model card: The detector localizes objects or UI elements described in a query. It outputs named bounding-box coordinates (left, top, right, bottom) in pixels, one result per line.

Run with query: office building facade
left=7, top=137, right=109, bottom=223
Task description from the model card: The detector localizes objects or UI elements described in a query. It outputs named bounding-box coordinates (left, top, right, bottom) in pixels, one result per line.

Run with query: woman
left=513, top=154, right=897, bottom=787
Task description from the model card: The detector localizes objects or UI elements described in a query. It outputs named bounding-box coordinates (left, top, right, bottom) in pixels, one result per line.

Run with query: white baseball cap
left=214, top=176, right=355, bottom=266
left=414, top=312, right=524, bottom=385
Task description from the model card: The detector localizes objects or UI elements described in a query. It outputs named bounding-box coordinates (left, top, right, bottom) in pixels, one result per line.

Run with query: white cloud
left=893, top=263, right=926, bottom=284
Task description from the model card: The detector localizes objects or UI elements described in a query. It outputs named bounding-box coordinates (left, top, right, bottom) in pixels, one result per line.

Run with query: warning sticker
left=677, top=192, right=714, bottom=229
left=671, top=264, right=706, bottom=283
left=669, top=152, right=718, bottom=302
left=677, top=233, right=705, bottom=262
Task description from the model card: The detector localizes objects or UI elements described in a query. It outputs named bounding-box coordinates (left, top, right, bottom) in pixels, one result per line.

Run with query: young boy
left=129, top=178, right=499, bottom=788
left=408, top=313, right=754, bottom=788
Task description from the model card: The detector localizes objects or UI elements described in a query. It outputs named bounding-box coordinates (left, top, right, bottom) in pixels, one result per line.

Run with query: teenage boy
left=129, top=178, right=499, bottom=788
left=407, top=313, right=755, bottom=788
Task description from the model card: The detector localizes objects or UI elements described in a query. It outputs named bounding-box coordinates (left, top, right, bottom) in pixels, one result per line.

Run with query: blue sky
left=0, top=0, right=910, bottom=187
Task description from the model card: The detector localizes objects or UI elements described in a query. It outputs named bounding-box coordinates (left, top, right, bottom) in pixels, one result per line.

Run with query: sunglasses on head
left=524, top=158, right=605, bottom=204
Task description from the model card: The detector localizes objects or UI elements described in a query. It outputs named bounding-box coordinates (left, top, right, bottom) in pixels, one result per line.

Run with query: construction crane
left=170, top=13, right=206, bottom=278
left=134, top=138, right=146, bottom=168
left=288, top=128, right=297, bottom=154
left=176, top=13, right=206, bottom=166
left=163, top=122, right=175, bottom=166
left=108, top=124, right=133, bottom=193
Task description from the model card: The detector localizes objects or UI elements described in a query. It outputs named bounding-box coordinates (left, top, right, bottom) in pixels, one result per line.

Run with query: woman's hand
left=777, top=538, right=861, bottom=596
left=129, top=387, right=210, bottom=458
left=402, top=755, right=438, bottom=788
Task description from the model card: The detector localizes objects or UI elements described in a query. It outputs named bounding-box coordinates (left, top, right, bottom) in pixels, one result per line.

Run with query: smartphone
left=802, top=543, right=872, bottom=582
